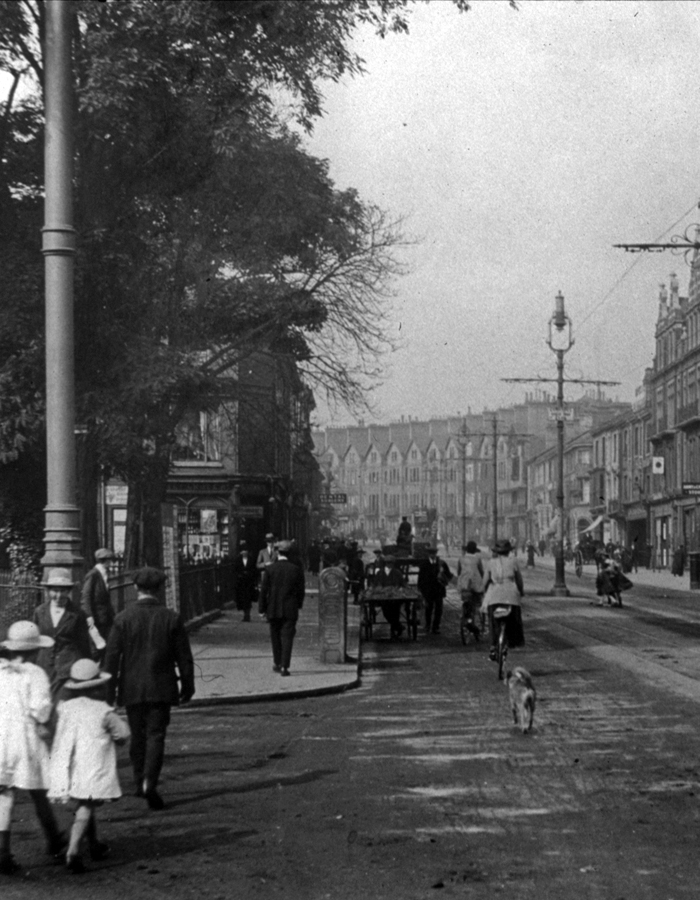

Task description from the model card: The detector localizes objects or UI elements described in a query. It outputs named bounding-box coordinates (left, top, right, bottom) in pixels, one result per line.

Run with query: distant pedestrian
left=256, top=533, right=278, bottom=576
left=0, top=621, right=66, bottom=875
left=526, top=541, right=536, bottom=568
left=103, top=567, right=194, bottom=811
left=33, top=568, right=91, bottom=701
left=307, top=541, right=321, bottom=577
left=233, top=541, right=257, bottom=622
left=538, top=538, right=546, bottom=557
left=672, top=544, right=686, bottom=577
left=417, top=545, right=452, bottom=635
left=258, top=540, right=305, bottom=676
left=80, top=548, right=116, bottom=656
left=49, top=659, right=130, bottom=874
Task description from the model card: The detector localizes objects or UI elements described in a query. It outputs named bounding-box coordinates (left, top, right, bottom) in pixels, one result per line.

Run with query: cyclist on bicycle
left=456, top=540, right=484, bottom=642
left=482, top=539, right=525, bottom=662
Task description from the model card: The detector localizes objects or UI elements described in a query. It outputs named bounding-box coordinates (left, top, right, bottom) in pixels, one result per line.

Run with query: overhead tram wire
left=508, top=200, right=700, bottom=397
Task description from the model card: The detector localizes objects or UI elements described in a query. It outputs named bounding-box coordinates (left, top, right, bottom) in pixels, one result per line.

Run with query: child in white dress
left=49, top=658, right=130, bottom=874
left=0, top=620, right=66, bottom=875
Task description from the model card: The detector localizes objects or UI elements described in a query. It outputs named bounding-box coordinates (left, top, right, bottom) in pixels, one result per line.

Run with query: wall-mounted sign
left=319, top=493, right=347, bottom=504
left=652, top=457, right=665, bottom=475
left=683, top=483, right=700, bottom=496
left=233, top=506, right=264, bottom=518
left=106, top=484, right=129, bottom=506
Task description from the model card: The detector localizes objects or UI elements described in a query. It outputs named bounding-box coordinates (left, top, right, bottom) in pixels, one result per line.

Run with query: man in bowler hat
left=103, top=567, right=194, bottom=810
left=258, top=540, right=305, bottom=676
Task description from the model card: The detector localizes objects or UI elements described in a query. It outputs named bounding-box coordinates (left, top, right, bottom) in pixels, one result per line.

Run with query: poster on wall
left=200, top=509, right=218, bottom=533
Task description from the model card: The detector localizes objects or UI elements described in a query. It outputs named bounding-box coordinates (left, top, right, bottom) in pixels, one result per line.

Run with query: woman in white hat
left=48, top=658, right=130, bottom=874
left=32, top=568, right=91, bottom=700
left=0, top=621, right=66, bottom=875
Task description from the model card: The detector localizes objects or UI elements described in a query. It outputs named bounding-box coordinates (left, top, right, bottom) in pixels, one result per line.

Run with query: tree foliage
left=0, top=0, right=512, bottom=565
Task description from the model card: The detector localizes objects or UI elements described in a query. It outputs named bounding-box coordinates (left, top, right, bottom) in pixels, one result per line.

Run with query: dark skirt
left=487, top=605, right=524, bottom=648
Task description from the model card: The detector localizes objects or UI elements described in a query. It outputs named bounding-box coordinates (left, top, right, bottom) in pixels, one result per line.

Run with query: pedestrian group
left=0, top=550, right=194, bottom=877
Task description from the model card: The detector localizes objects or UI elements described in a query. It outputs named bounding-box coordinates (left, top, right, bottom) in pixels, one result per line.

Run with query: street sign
left=547, top=408, right=574, bottom=421
left=319, top=492, right=347, bottom=504
left=683, top=483, right=700, bottom=496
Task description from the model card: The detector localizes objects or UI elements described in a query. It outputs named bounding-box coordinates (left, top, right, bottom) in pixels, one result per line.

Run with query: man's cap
left=94, top=548, right=114, bottom=562
left=276, top=540, right=292, bottom=553
left=41, top=567, right=76, bottom=588
left=383, top=554, right=396, bottom=563
left=265, top=533, right=275, bottom=541
left=1, top=620, right=54, bottom=651
left=134, top=567, right=167, bottom=590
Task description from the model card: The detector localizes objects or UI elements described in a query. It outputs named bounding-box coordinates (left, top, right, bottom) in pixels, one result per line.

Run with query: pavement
left=518, top=552, right=699, bottom=595
left=186, top=579, right=362, bottom=707
left=183, top=556, right=699, bottom=708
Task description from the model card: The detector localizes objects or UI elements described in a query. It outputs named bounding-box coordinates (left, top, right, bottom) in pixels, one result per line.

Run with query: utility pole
left=504, top=292, right=619, bottom=597
left=41, top=1, right=83, bottom=577
left=456, top=418, right=529, bottom=548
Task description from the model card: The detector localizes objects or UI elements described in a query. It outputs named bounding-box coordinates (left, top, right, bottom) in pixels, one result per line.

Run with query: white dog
left=506, top=667, right=536, bottom=734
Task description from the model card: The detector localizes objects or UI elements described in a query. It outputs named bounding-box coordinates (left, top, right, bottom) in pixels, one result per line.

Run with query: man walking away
left=103, top=567, right=194, bottom=811
left=258, top=541, right=305, bottom=677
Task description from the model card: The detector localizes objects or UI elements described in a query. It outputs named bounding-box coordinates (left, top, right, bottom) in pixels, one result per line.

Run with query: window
left=410, top=449, right=418, bottom=461
left=390, top=450, right=398, bottom=462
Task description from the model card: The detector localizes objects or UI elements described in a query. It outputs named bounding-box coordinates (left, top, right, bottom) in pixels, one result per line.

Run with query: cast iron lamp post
left=41, top=1, right=83, bottom=576
left=547, top=292, right=573, bottom=597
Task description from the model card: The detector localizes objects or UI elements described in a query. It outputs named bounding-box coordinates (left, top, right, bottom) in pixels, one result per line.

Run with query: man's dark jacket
left=80, top=566, right=115, bottom=634
left=103, top=595, right=195, bottom=706
left=259, top=558, right=305, bottom=621
left=417, top=556, right=452, bottom=601
left=33, top=600, right=91, bottom=692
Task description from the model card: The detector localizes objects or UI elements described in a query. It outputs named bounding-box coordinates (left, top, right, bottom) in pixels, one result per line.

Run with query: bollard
left=318, top=566, right=347, bottom=663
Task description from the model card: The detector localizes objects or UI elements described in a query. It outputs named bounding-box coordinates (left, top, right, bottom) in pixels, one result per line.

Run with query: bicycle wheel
left=497, top=621, right=508, bottom=681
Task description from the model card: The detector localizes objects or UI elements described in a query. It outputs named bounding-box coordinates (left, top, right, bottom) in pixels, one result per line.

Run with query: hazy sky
left=305, top=0, right=700, bottom=427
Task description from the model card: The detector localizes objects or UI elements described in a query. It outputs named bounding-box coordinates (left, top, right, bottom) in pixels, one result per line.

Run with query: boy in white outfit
left=0, top=620, right=66, bottom=875
left=49, top=658, right=130, bottom=874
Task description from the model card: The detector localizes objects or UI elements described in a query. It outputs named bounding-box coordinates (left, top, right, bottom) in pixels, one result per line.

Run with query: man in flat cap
left=256, top=532, right=278, bottom=576
left=104, top=567, right=194, bottom=811
left=80, top=547, right=116, bottom=652
left=258, top=540, right=305, bottom=676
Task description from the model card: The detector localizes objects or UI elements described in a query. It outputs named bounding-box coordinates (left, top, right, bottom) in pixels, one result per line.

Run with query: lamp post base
left=549, top=583, right=571, bottom=597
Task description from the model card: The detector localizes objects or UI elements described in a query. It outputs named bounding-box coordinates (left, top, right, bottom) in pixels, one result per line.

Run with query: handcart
left=360, top=585, right=423, bottom=641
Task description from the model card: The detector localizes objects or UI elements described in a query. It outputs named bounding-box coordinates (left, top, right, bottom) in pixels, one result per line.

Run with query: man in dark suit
left=417, top=546, right=452, bottom=634
left=80, top=547, right=115, bottom=648
left=33, top=567, right=91, bottom=700
left=258, top=540, right=305, bottom=677
left=232, top=540, right=257, bottom=621
left=103, top=567, right=194, bottom=811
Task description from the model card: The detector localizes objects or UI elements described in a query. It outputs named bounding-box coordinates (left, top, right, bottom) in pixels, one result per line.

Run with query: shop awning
left=579, top=514, right=605, bottom=534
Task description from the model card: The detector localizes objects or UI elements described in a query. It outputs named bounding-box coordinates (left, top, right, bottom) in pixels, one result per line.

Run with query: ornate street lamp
left=547, top=292, right=574, bottom=597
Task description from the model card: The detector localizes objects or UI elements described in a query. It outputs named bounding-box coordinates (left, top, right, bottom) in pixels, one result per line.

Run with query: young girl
left=0, top=620, right=66, bottom=875
left=49, top=658, right=130, bottom=874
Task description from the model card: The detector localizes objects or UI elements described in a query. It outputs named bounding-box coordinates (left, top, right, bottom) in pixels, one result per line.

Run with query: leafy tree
left=0, top=0, right=513, bottom=567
